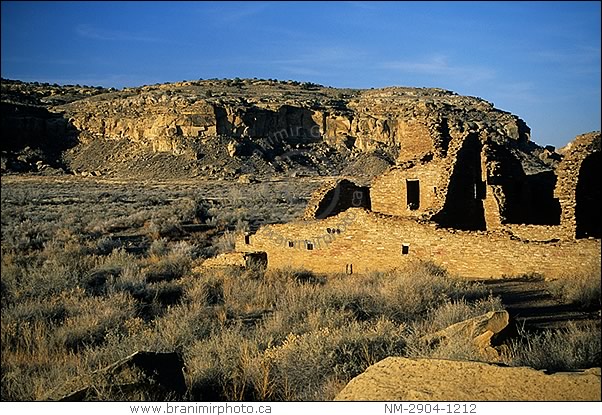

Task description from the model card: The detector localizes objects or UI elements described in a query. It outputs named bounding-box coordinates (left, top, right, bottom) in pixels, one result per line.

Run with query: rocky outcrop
left=0, top=102, right=75, bottom=172
left=335, top=357, right=601, bottom=401
left=57, top=82, right=531, bottom=162
left=0, top=79, right=109, bottom=173
left=1, top=78, right=551, bottom=179
left=421, top=311, right=509, bottom=360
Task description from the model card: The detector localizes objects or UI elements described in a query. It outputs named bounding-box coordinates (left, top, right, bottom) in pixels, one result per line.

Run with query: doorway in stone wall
left=407, top=179, right=420, bottom=210
left=575, top=152, right=601, bottom=238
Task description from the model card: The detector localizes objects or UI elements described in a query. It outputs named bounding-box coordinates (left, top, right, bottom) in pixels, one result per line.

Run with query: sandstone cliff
left=1, top=78, right=548, bottom=179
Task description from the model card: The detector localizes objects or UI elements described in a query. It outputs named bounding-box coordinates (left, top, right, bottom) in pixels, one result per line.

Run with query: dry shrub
left=186, top=318, right=406, bottom=401
left=503, top=321, right=601, bottom=371
left=53, top=291, right=137, bottom=352
left=1, top=290, right=136, bottom=400
left=186, top=327, right=259, bottom=401
left=548, top=262, right=601, bottom=309
left=416, top=295, right=504, bottom=334
left=376, top=261, right=489, bottom=323
left=142, top=255, right=190, bottom=283
left=214, top=230, right=237, bottom=254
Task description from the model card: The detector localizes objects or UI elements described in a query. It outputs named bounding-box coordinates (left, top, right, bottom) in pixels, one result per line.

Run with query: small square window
left=288, top=241, right=294, bottom=248
left=306, top=242, right=314, bottom=250
left=401, top=244, right=410, bottom=255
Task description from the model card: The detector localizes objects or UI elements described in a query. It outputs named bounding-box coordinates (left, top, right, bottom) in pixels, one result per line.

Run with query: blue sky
left=1, top=1, right=600, bottom=148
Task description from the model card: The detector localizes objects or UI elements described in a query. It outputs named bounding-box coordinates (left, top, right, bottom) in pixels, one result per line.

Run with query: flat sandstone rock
left=335, top=357, right=601, bottom=401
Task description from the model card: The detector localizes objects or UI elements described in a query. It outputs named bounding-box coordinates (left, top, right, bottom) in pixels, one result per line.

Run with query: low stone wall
left=237, top=208, right=600, bottom=279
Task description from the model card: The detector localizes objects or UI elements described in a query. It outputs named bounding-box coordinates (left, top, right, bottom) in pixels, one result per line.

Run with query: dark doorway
left=575, top=152, right=601, bottom=238
left=407, top=179, right=420, bottom=210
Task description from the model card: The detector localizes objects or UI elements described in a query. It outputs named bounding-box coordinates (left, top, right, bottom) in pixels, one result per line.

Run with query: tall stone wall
left=237, top=208, right=600, bottom=279
left=371, top=130, right=491, bottom=230
left=554, top=132, right=601, bottom=239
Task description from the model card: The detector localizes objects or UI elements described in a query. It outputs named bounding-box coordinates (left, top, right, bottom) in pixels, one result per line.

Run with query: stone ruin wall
left=235, top=132, right=600, bottom=278
left=370, top=125, right=483, bottom=221
left=237, top=208, right=600, bottom=279
left=370, top=162, right=448, bottom=220
left=554, top=132, right=601, bottom=239
left=370, top=130, right=600, bottom=241
left=371, top=129, right=494, bottom=231
left=303, top=179, right=371, bottom=220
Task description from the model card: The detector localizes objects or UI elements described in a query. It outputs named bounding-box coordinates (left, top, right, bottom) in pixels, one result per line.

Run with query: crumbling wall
left=235, top=134, right=600, bottom=278
left=200, top=251, right=267, bottom=269
left=303, top=178, right=371, bottom=220
left=555, top=132, right=601, bottom=239
left=482, top=138, right=560, bottom=226
left=432, top=133, right=486, bottom=230
left=370, top=129, right=488, bottom=230
left=237, top=209, right=600, bottom=279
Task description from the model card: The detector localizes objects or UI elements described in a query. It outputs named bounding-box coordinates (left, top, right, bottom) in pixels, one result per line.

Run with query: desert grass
left=182, top=264, right=495, bottom=401
left=503, top=321, right=601, bottom=371
left=547, top=262, right=601, bottom=309
left=1, top=176, right=600, bottom=401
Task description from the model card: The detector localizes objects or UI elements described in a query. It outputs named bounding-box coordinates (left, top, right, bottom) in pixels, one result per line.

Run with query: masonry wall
left=303, top=179, right=371, bottom=220
left=502, top=224, right=565, bottom=242
left=431, top=133, right=487, bottom=230
left=237, top=208, right=600, bottom=279
left=393, top=118, right=434, bottom=161
left=482, top=183, right=503, bottom=230
left=370, top=163, right=448, bottom=219
left=371, top=130, right=494, bottom=231
left=554, top=132, right=601, bottom=239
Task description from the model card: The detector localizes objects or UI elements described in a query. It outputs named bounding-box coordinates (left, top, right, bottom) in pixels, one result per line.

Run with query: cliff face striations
left=1, top=78, right=544, bottom=179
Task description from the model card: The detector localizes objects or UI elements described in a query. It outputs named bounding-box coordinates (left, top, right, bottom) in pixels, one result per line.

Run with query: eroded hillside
left=2, top=78, right=549, bottom=180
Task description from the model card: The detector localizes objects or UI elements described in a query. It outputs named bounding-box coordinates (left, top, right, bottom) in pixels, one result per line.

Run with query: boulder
left=335, top=357, right=601, bottom=401
left=421, top=310, right=509, bottom=360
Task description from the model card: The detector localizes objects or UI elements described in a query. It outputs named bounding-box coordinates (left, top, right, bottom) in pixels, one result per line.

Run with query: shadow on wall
left=484, top=140, right=561, bottom=227
left=433, top=133, right=486, bottom=231
left=313, top=179, right=372, bottom=223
